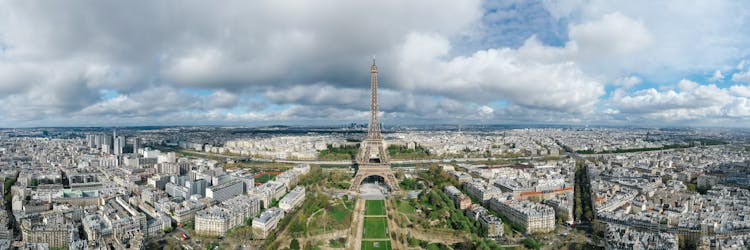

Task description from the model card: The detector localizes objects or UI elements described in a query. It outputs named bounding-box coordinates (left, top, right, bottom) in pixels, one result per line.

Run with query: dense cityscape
left=0, top=125, right=748, bottom=249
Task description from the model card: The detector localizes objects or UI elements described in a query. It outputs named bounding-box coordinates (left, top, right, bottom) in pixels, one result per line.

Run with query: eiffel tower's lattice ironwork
left=350, top=59, right=399, bottom=192
left=367, top=59, right=382, bottom=140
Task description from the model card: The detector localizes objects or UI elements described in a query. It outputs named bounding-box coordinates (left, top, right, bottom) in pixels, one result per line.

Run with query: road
left=170, top=147, right=555, bottom=166
left=274, top=156, right=556, bottom=165
left=167, top=144, right=723, bottom=167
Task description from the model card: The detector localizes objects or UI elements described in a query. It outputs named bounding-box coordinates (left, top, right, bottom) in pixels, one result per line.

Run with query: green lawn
left=363, top=217, right=388, bottom=239
left=255, top=174, right=277, bottom=184
left=365, top=200, right=386, bottom=216
left=330, top=204, right=351, bottom=222
left=361, top=240, right=392, bottom=250
left=396, top=200, right=416, bottom=214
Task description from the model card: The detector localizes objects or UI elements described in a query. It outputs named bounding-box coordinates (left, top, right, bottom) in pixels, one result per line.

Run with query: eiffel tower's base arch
left=349, top=164, right=400, bottom=192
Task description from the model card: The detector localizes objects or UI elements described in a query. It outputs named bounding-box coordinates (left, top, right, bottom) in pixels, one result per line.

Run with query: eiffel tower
left=349, top=59, right=399, bottom=192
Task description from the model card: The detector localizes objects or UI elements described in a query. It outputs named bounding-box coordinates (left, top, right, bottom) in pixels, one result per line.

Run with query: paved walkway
left=350, top=198, right=365, bottom=250
left=299, top=229, right=349, bottom=250
left=360, top=183, right=387, bottom=200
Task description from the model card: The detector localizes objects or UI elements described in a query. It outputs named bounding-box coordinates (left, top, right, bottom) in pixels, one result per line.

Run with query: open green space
left=396, top=200, right=416, bottom=214
left=361, top=240, right=392, bottom=250
left=363, top=217, right=389, bottom=239
left=4, top=177, right=16, bottom=203
left=365, top=200, right=386, bottom=216
left=255, top=173, right=277, bottom=184
left=322, top=171, right=353, bottom=190
left=318, top=144, right=358, bottom=161
left=391, top=167, right=479, bottom=234
left=574, top=161, right=594, bottom=224
left=330, top=202, right=352, bottom=222
left=399, top=178, right=424, bottom=190
left=388, top=144, right=432, bottom=159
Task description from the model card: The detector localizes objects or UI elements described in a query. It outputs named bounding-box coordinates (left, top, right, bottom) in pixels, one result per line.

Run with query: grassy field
left=330, top=203, right=351, bottom=222
left=362, top=199, right=390, bottom=247
left=304, top=197, right=355, bottom=236
left=396, top=200, right=416, bottom=214
left=318, top=145, right=358, bottom=161
left=254, top=173, right=277, bottom=184
left=365, top=200, right=386, bottom=216
left=361, top=240, right=392, bottom=250
left=362, top=217, right=388, bottom=239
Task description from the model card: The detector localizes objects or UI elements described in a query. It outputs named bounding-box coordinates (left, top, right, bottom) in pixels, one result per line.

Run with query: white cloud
left=610, top=81, right=750, bottom=122
left=738, top=59, right=749, bottom=70
left=395, top=33, right=604, bottom=113
left=612, top=76, right=642, bottom=88
left=263, top=83, right=476, bottom=117
left=677, top=79, right=699, bottom=91
left=478, top=105, right=494, bottom=118
left=602, top=108, right=620, bottom=114
left=568, top=12, right=653, bottom=58
left=206, top=90, right=240, bottom=109
left=615, top=84, right=731, bottom=113
left=723, top=98, right=750, bottom=117
left=77, top=87, right=241, bottom=118
left=544, top=0, right=750, bottom=81
left=732, top=69, right=750, bottom=83
left=0, top=0, right=483, bottom=126
left=2, top=0, right=750, bottom=126
left=729, top=85, right=750, bottom=97
left=709, top=70, right=724, bottom=81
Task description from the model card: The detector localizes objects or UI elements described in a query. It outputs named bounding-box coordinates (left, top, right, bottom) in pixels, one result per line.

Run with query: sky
left=2, top=0, right=750, bottom=127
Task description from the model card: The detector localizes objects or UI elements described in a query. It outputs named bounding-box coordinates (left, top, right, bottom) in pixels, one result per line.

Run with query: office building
left=488, top=198, right=555, bottom=233
left=206, top=180, right=243, bottom=202
left=252, top=208, right=284, bottom=239
left=279, top=186, right=305, bottom=212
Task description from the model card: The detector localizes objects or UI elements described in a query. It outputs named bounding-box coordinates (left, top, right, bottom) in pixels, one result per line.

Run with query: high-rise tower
left=350, top=59, right=399, bottom=192
left=133, top=137, right=141, bottom=156
left=367, top=59, right=381, bottom=140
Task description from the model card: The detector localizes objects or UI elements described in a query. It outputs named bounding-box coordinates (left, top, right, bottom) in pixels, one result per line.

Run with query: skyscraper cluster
left=85, top=130, right=139, bottom=157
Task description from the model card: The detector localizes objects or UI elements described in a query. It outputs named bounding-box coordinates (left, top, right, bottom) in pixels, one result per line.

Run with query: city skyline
left=2, top=1, right=750, bottom=128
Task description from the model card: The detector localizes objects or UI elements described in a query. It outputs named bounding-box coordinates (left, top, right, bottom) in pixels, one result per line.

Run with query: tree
left=584, top=210, right=593, bottom=222
left=145, top=239, right=160, bottom=249
left=685, top=182, right=698, bottom=192
left=557, top=211, right=570, bottom=225
left=164, top=238, right=182, bottom=250
left=574, top=203, right=583, bottom=222
left=407, top=234, right=419, bottom=246
left=523, top=238, right=543, bottom=250
left=592, top=220, right=607, bottom=239
left=289, top=239, right=300, bottom=250
left=528, top=195, right=541, bottom=202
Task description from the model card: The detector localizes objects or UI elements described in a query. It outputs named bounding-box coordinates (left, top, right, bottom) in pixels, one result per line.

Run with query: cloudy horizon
left=2, top=0, right=750, bottom=128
